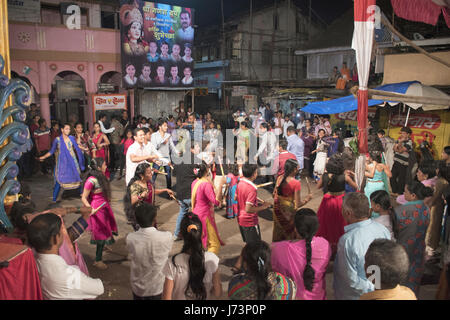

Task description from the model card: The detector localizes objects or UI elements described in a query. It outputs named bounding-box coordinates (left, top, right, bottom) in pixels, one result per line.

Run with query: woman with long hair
left=81, top=158, right=118, bottom=270
left=364, top=150, right=392, bottom=206
left=191, top=163, right=224, bottom=255
left=370, top=190, right=397, bottom=240
left=162, top=214, right=222, bottom=300
left=311, top=129, right=329, bottom=180
left=92, top=122, right=110, bottom=178
left=228, top=240, right=297, bottom=300
left=395, top=181, right=434, bottom=295
left=315, top=154, right=347, bottom=255
left=271, top=208, right=331, bottom=300
left=272, top=159, right=312, bottom=242
left=124, top=162, right=174, bottom=231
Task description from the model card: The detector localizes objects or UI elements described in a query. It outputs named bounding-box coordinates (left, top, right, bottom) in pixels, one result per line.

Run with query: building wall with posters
left=8, top=0, right=123, bottom=129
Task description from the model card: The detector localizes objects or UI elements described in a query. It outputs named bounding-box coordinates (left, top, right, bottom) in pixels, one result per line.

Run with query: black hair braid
left=303, top=237, right=315, bottom=292
left=277, top=159, right=298, bottom=196
left=242, top=241, right=272, bottom=300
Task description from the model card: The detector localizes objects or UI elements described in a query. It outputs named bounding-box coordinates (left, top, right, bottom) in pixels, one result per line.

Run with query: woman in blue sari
left=364, top=151, right=391, bottom=209
left=39, top=123, right=85, bottom=202
left=395, top=181, right=433, bottom=296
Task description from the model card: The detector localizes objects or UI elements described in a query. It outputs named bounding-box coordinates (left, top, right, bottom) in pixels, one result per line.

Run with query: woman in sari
left=191, top=163, right=224, bottom=255
left=395, top=181, right=433, bottom=295
left=315, top=154, right=347, bottom=255
left=273, top=159, right=312, bottom=242
left=364, top=151, right=391, bottom=208
left=81, top=158, right=118, bottom=270
left=233, top=121, right=250, bottom=163
left=311, top=129, right=329, bottom=181
left=75, top=122, right=96, bottom=166
left=38, top=123, right=85, bottom=202
left=123, top=162, right=175, bottom=231
left=92, top=122, right=110, bottom=178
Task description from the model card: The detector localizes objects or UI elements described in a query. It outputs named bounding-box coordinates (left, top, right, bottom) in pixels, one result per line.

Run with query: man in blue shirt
left=333, top=192, right=391, bottom=300
left=286, top=126, right=304, bottom=171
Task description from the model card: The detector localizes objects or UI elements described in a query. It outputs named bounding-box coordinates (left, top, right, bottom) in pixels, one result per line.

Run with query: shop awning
left=302, top=81, right=450, bottom=114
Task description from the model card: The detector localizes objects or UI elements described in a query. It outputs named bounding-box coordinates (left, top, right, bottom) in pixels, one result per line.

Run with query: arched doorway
left=51, top=71, right=87, bottom=126
left=99, top=71, right=122, bottom=93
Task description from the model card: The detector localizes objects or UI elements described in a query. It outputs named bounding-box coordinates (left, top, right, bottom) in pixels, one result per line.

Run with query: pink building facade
left=9, top=21, right=123, bottom=129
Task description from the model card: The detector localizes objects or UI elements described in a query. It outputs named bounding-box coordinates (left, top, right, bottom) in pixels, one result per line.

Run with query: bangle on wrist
left=76, top=206, right=81, bottom=214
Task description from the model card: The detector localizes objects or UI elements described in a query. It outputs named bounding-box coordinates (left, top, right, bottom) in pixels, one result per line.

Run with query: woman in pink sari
left=191, top=163, right=224, bottom=255
left=271, top=208, right=331, bottom=300
left=81, top=157, right=118, bottom=270
left=92, top=122, right=111, bottom=179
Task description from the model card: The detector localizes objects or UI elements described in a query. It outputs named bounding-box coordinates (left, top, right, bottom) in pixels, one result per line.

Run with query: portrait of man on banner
left=119, top=0, right=195, bottom=89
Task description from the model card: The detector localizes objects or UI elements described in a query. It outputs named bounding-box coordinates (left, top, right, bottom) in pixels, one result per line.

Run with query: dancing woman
left=191, top=163, right=224, bottom=255
left=123, top=162, right=174, bottom=231
left=38, top=123, right=85, bottom=202
left=272, top=159, right=312, bottom=242
left=315, top=154, right=347, bottom=255
left=364, top=151, right=391, bottom=206
left=81, top=158, right=118, bottom=270
left=311, top=129, right=329, bottom=180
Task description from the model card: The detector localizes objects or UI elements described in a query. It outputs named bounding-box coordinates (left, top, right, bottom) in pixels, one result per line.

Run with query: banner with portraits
left=119, top=1, right=195, bottom=89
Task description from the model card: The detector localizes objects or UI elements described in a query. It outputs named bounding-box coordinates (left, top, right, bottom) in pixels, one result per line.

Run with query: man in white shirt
left=175, top=10, right=194, bottom=43
left=283, top=114, right=294, bottom=138
left=126, top=203, right=173, bottom=300
left=151, top=119, right=180, bottom=189
left=98, top=113, right=115, bottom=134
left=27, top=213, right=104, bottom=300
left=254, top=122, right=277, bottom=167
left=126, top=128, right=160, bottom=185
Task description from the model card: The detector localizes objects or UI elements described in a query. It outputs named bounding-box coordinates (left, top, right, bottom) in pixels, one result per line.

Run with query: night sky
left=122, top=0, right=354, bottom=27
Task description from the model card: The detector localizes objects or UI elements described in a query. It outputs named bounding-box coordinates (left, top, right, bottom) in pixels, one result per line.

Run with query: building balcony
left=9, top=22, right=121, bottom=59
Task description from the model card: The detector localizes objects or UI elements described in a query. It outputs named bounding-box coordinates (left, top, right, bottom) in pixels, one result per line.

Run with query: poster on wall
left=119, top=0, right=195, bottom=89
left=7, top=0, right=41, bottom=23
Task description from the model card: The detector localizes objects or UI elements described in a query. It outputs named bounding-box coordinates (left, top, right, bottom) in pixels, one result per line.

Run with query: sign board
left=232, top=86, right=247, bottom=96
left=8, top=0, right=41, bottom=23
left=243, top=95, right=256, bottom=101
left=92, top=94, right=127, bottom=111
left=55, top=80, right=85, bottom=100
left=119, top=1, right=195, bottom=89
left=97, top=83, right=116, bottom=92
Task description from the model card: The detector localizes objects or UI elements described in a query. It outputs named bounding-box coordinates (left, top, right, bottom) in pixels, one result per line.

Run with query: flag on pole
left=352, top=0, right=375, bottom=190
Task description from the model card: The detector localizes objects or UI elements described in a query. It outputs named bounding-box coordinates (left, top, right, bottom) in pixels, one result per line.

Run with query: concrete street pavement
left=24, top=171, right=438, bottom=300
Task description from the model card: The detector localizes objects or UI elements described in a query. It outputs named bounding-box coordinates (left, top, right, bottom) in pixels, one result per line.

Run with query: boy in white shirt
left=126, top=203, right=173, bottom=300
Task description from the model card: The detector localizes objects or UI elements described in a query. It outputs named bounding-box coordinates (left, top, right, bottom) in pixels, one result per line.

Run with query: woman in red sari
left=315, top=154, right=347, bottom=256
left=191, top=163, right=224, bottom=255
left=92, top=122, right=110, bottom=179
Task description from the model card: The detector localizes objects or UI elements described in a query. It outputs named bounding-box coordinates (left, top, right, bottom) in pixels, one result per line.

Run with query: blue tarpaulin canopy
left=301, top=81, right=419, bottom=114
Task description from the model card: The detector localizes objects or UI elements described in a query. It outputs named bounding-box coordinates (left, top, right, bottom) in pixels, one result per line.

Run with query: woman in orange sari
left=191, top=163, right=224, bottom=255
left=273, top=159, right=312, bottom=242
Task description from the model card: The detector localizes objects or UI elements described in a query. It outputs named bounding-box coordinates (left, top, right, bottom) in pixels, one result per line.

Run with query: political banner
left=119, top=1, right=195, bottom=89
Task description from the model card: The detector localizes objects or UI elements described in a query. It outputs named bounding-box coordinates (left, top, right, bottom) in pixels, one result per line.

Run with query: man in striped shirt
left=390, top=126, right=413, bottom=196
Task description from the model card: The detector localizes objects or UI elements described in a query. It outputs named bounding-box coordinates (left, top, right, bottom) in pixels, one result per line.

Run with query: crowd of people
left=3, top=100, right=450, bottom=301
